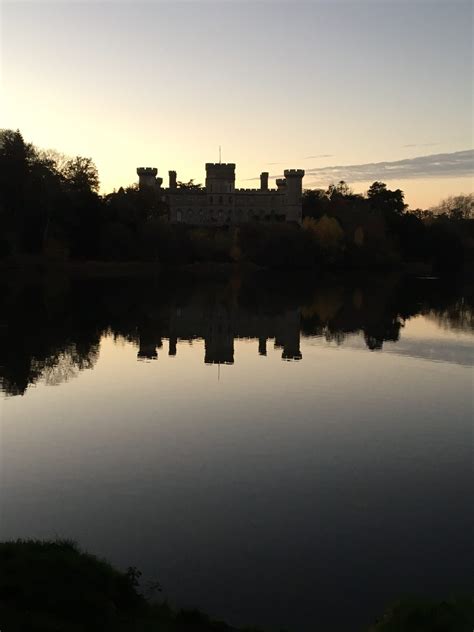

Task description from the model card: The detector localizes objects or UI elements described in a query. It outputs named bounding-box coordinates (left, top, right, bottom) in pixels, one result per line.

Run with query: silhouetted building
left=136, top=321, right=163, bottom=360
left=136, top=162, right=305, bottom=225
left=165, top=303, right=302, bottom=364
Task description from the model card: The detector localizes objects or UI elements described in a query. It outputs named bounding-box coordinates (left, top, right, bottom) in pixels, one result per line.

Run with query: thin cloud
left=403, top=142, right=440, bottom=148
left=303, top=154, right=334, bottom=159
left=296, top=150, right=473, bottom=186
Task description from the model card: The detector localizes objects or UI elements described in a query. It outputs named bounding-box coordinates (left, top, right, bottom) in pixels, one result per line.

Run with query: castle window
left=228, top=196, right=232, bottom=203
left=219, top=196, right=223, bottom=204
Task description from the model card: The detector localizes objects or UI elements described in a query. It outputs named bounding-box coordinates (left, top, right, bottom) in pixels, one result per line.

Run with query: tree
left=61, top=156, right=99, bottom=194
left=430, top=193, right=473, bottom=220
left=177, top=179, right=202, bottom=190
left=327, top=180, right=352, bottom=199
left=303, top=215, right=344, bottom=263
left=302, top=188, right=330, bottom=219
left=0, top=129, right=30, bottom=213
left=367, top=181, right=407, bottom=215
left=0, top=129, right=66, bottom=254
left=38, top=149, right=71, bottom=177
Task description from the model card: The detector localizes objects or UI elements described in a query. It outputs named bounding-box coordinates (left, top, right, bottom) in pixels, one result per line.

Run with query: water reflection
left=145, top=304, right=302, bottom=363
left=1, top=271, right=472, bottom=632
left=0, top=271, right=472, bottom=396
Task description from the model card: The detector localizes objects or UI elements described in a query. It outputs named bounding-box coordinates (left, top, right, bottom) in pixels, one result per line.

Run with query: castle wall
left=165, top=303, right=302, bottom=363
left=137, top=163, right=304, bottom=225
left=167, top=188, right=288, bottom=225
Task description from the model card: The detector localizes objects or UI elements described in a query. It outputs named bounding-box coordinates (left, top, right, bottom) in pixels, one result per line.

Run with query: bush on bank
left=1, top=540, right=473, bottom=632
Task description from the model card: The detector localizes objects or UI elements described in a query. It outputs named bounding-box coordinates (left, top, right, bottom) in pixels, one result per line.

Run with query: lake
left=1, top=270, right=472, bottom=631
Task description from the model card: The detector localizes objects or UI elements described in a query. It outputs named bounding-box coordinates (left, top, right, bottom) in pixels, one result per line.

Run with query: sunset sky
left=2, top=0, right=472, bottom=208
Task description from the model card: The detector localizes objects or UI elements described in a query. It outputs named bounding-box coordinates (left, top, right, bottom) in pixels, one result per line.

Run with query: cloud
left=403, top=142, right=440, bottom=148
left=303, top=154, right=334, bottom=159
left=296, top=150, right=474, bottom=187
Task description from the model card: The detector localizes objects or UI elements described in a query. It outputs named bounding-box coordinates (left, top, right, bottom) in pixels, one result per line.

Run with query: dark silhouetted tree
left=431, top=193, right=473, bottom=220
left=367, top=181, right=407, bottom=215
left=61, top=156, right=99, bottom=194
left=177, top=179, right=202, bottom=190
left=302, top=189, right=330, bottom=219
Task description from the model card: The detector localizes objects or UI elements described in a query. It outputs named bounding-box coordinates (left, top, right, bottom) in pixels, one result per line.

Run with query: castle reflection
left=0, top=271, right=471, bottom=396
left=138, top=304, right=302, bottom=363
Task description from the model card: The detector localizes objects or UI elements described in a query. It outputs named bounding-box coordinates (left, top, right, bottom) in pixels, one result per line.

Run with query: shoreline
left=0, top=255, right=440, bottom=279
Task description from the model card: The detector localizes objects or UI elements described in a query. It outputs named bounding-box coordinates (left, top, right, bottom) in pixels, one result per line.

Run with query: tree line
left=1, top=271, right=470, bottom=396
left=0, top=129, right=472, bottom=270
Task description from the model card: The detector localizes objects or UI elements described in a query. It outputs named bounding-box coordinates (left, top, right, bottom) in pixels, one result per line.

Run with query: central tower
left=284, top=169, right=305, bottom=224
left=205, top=163, right=235, bottom=194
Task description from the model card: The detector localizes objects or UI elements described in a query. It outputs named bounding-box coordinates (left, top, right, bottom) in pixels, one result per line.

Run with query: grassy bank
left=0, top=540, right=262, bottom=632
left=1, top=540, right=472, bottom=632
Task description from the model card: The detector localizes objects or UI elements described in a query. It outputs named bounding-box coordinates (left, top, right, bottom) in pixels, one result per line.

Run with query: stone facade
left=136, top=162, right=304, bottom=225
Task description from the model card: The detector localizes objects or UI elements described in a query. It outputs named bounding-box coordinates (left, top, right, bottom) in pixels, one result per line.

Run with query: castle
left=136, top=302, right=302, bottom=363
left=136, top=162, right=305, bottom=225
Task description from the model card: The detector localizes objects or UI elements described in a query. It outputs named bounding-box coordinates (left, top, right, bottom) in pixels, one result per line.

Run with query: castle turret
left=169, top=170, right=177, bottom=189
left=137, top=167, right=157, bottom=190
left=283, top=169, right=304, bottom=224
left=260, top=172, right=269, bottom=191
left=205, top=163, right=235, bottom=194
left=276, top=178, right=286, bottom=192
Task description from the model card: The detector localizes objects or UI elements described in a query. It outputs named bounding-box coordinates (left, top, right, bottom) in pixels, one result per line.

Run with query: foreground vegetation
left=0, top=540, right=472, bottom=632
left=0, top=130, right=472, bottom=271
left=0, top=540, right=256, bottom=632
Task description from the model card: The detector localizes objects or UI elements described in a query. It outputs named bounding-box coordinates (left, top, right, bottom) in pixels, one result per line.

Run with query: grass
left=0, top=540, right=472, bottom=632
left=0, top=539, right=268, bottom=632
left=367, top=596, right=474, bottom=632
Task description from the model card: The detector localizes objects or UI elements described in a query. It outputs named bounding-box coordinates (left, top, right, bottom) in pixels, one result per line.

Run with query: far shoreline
left=0, top=255, right=447, bottom=279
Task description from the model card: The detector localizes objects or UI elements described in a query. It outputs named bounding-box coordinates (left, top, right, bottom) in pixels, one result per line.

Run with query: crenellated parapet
left=205, top=163, right=236, bottom=169
left=205, top=162, right=235, bottom=194
left=137, top=167, right=158, bottom=189
left=137, top=167, right=158, bottom=176
left=233, top=188, right=283, bottom=193
left=284, top=169, right=305, bottom=177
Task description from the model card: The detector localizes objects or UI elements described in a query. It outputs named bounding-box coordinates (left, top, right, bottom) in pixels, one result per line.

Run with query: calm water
left=1, top=272, right=472, bottom=631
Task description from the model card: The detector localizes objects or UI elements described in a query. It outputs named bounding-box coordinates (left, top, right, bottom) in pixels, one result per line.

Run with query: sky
left=1, top=0, right=472, bottom=208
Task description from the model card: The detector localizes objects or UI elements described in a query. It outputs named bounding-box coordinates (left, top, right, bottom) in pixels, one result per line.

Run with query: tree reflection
left=425, top=299, right=474, bottom=333
left=0, top=272, right=471, bottom=396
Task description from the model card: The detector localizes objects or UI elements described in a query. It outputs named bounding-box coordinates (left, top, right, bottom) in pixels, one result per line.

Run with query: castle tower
left=169, top=170, right=177, bottom=189
left=283, top=169, right=305, bottom=224
left=205, top=163, right=235, bottom=194
left=260, top=172, right=269, bottom=191
left=137, top=167, right=158, bottom=190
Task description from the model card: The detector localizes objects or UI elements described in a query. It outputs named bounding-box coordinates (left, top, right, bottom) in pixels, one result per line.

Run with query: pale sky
left=1, top=0, right=473, bottom=208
